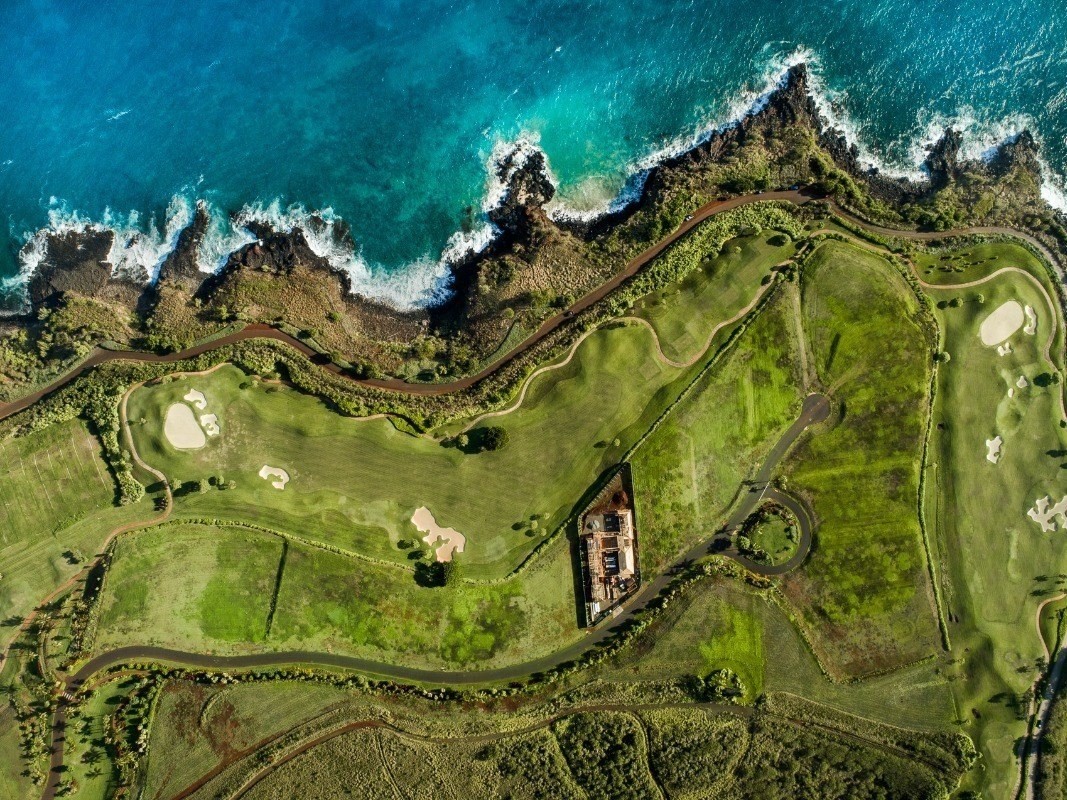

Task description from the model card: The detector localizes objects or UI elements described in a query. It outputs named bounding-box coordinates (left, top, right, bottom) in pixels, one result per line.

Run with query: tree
left=478, top=426, right=510, bottom=452
left=442, top=560, right=461, bottom=586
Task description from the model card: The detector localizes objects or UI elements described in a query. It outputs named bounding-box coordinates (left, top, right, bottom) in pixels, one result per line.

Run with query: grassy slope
left=597, top=575, right=956, bottom=732
left=97, top=525, right=283, bottom=648
left=143, top=680, right=346, bottom=800
left=0, top=419, right=150, bottom=625
left=782, top=240, right=940, bottom=677
left=631, top=287, right=804, bottom=572
left=923, top=247, right=1067, bottom=798
left=178, top=693, right=959, bottom=800
left=93, top=523, right=583, bottom=670
left=126, top=231, right=788, bottom=582
left=633, top=231, right=795, bottom=363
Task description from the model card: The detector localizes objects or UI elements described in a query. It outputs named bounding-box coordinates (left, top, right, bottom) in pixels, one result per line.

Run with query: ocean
left=2, top=0, right=1066, bottom=310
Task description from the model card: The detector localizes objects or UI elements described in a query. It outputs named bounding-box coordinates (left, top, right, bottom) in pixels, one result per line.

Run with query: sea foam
left=7, top=46, right=1067, bottom=315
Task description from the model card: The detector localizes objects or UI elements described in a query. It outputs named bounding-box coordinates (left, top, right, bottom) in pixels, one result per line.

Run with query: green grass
left=0, top=709, right=31, bottom=800
left=632, top=287, right=804, bottom=571
left=695, top=593, right=764, bottom=700
left=92, top=522, right=583, bottom=669
left=747, top=507, right=799, bottom=565
left=0, top=419, right=151, bottom=626
left=913, top=241, right=1053, bottom=287
left=126, top=229, right=792, bottom=582
left=921, top=252, right=1067, bottom=798
left=127, top=327, right=692, bottom=580
left=97, top=525, right=282, bottom=648
left=633, top=231, right=796, bottom=363
left=597, top=574, right=956, bottom=731
left=60, top=677, right=132, bottom=800
left=782, top=240, right=940, bottom=677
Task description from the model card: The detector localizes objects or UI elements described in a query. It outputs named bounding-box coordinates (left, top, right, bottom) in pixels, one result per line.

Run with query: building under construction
left=578, top=463, right=641, bottom=627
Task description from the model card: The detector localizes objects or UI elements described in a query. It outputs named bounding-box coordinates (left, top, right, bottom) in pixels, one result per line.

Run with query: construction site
left=578, top=463, right=641, bottom=626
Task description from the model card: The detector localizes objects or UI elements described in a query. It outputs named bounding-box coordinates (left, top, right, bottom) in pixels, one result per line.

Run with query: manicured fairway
left=127, top=329, right=691, bottom=580
left=92, top=522, right=583, bottom=669
left=783, top=240, right=940, bottom=677
left=634, top=230, right=796, bottom=363
left=914, top=241, right=1054, bottom=287
left=922, top=252, right=1067, bottom=798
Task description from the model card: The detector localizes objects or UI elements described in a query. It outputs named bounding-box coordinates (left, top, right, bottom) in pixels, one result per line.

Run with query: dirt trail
left=0, top=190, right=816, bottom=425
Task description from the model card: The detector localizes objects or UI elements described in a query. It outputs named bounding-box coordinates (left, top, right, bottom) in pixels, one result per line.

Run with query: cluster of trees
left=552, top=712, right=658, bottom=799
left=444, top=425, right=510, bottom=453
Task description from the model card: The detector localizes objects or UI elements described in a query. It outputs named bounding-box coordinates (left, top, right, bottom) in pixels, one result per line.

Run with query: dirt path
left=12, top=193, right=1067, bottom=799
left=1016, top=593, right=1067, bottom=800
left=0, top=190, right=817, bottom=425
left=465, top=276, right=777, bottom=432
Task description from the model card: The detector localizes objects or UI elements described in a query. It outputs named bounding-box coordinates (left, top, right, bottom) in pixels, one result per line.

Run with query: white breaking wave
left=195, top=199, right=256, bottom=274
left=14, top=196, right=193, bottom=292
left=7, top=46, right=1067, bottom=313
left=229, top=199, right=455, bottom=310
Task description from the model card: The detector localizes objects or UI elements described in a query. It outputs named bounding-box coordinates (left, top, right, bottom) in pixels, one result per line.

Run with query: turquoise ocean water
left=1, top=0, right=1066, bottom=309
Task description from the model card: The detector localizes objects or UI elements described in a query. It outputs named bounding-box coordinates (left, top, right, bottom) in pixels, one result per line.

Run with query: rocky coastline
left=4, top=63, right=1060, bottom=366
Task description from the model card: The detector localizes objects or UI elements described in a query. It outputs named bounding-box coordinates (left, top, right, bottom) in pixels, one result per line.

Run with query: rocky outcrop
left=989, top=130, right=1042, bottom=177
left=26, top=228, right=140, bottom=309
left=12, top=61, right=1054, bottom=336
left=486, top=146, right=556, bottom=242
left=923, top=128, right=963, bottom=189
left=156, top=201, right=210, bottom=285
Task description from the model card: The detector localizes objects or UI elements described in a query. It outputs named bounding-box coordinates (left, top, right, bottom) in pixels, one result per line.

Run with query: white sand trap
left=985, top=435, right=1003, bottom=464
left=1017, top=375, right=1029, bottom=389
left=980, top=300, right=1025, bottom=346
left=164, top=403, right=206, bottom=450
left=997, top=342, right=1013, bottom=357
left=183, top=389, right=207, bottom=410
left=410, top=506, right=467, bottom=563
left=1024, top=305, right=1038, bottom=335
left=1008, top=388, right=1015, bottom=398
left=1028, top=495, right=1067, bottom=532
left=200, top=413, right=220, bottom=436
left=258, top=465, right=289, bottom=490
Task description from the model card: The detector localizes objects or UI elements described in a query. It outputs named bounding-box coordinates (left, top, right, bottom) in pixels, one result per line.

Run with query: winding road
left=11, top=187, right=1066, bottom=800
left=37, top=388, right=829, bottom=800
left=0, top=189, right=818, bottom=423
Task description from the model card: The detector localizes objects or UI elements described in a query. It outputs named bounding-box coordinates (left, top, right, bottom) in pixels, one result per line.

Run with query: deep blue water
left=1, top=0, right=1066, bottom=308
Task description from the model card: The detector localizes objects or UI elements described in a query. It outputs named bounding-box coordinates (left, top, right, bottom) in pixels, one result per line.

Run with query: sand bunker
left=985, top=435, right=1002, bottom=464
left=200, top=413, right=220, bottom=436
left=258, top=465, right=289, bottom=490
left=164, top=403, right=207, bottom=450
left=980, top=300, right=1025, bottom=346
left=1028, top=495, right=1067, bottom=532
left=1024, top=305, right=1038, bottom=335
left=1017, top=375, right=1029, bottom=388
left=183, top=389, right=207, bottom=410
left=997, top=342, right=1013, bottom=357
left=411, top=506, right=467, bottom=563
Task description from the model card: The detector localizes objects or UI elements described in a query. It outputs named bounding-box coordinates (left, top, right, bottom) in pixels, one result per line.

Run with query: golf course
left=2, top=192, right=1066, bottom=800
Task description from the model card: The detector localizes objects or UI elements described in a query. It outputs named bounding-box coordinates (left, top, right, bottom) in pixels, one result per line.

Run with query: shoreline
left=3, top=58, right=1064, bottom=319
